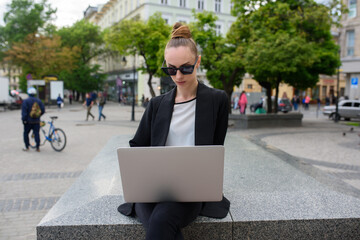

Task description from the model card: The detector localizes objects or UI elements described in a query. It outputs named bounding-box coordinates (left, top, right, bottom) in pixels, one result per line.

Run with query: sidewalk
left=0, top=102, right=359, bottom=239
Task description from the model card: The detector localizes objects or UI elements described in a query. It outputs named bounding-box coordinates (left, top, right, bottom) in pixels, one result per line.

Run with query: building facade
left=84, top=0, right=235, bottom=103
left=0, top=63, right=21, bottom=90
left=339, top=0, right=360, bottom=99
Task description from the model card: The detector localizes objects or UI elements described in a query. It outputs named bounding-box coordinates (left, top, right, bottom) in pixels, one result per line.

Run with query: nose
left=174, top=69, right=183, bottom=79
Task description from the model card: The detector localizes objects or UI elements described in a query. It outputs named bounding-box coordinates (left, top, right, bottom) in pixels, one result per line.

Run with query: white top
left=165, top=98, right=196, bottom=146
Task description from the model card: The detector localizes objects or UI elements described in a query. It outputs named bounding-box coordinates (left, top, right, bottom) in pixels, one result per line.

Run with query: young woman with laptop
left=118, top=22, right=230, bottom=240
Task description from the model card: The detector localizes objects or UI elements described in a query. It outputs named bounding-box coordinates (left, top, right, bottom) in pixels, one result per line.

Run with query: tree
left=231, top=0, right=341, bottom=113
left=0, top=0, right=56, bottom=58
left=105, top=12, right=171, bottom=97
left=190, top=11, right=246, bottom=113
left=4, top=33, right=77, bottom=91
left=57, top=20, right=107, bottom=97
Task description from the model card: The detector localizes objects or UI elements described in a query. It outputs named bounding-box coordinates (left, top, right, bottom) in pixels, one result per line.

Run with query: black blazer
left=118, top=82, right=230, bottom=219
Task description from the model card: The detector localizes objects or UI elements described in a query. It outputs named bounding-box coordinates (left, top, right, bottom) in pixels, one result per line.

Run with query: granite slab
left=37, top=135, right=232, bottom=240
left=37, top=133, right=360, bottom=240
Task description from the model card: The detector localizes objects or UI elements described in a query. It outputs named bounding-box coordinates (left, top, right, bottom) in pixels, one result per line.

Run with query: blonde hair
left=165, top=22, right=198, bottom=57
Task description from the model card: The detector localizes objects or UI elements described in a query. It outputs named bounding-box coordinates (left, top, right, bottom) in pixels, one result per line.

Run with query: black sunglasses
left=161, top=57, right=198, bottom=76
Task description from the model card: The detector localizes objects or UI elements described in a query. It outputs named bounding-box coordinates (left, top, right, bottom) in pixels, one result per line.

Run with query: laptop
left=117, top=145, right=224, bottom=203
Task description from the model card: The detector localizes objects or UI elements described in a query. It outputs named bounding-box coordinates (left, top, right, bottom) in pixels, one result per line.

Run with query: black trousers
left=23, top=123, right=40, bottom=148
left=135, top=202, right=202, bottom=240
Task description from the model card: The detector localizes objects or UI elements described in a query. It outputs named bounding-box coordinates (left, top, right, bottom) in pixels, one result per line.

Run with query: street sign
left=351, top=77, right=358, bottom=89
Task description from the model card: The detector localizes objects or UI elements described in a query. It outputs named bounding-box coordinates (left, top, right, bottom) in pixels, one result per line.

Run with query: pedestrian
left=21, top=87, right=45, bottom=152
left=325, top=96, right=330, bottom=106
left=56, top=94, right=63, bottom=110
left=83, top=93, right=94, bottom=121
left=69, top=92, right=73, bottom=105
left=117, top=22, right=230, bottom=240
left=238, top=91, right=248, bottom=114
left=233, top=94, right=239, bottom=110
left=305, top=95, right=311, bottom=110
left=292, top=95, right=298, bottom=111
left=97, top=92, right=106, bottom=121
left=141, top=94, right=145, bottom=106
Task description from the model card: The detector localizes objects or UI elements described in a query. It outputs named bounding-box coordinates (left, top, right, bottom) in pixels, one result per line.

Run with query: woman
left=118, top=22, right=230, bottom=240
left=238, top=91, right=247, bottom=114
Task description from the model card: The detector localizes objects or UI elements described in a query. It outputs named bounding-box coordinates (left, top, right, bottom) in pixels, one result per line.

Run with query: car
left=323, top=100, right=360, bottom=121
left=277, top=98, right=292, bottom=113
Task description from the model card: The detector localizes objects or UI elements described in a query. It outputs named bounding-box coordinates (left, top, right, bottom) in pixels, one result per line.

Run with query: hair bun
left=171, top=22, right=192, bottom=39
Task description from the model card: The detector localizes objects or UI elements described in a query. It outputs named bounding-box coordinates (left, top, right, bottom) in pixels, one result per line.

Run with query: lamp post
left=122, top=56, right=135, bottom=121
left=334, top=49, right=341, bottom=123
left=131, top=54, right=136, bottom=122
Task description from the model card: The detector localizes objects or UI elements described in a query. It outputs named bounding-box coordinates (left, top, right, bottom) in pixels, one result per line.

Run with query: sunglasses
left=161, top=57, right=198, bottom=76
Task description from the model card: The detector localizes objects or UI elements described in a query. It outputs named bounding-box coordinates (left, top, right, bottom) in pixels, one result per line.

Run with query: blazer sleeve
left=213, top=91, right=229, bottom=145
left=129, top=98, right=155, bottom=147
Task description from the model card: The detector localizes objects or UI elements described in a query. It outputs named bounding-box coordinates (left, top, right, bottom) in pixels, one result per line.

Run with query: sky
left=0, top=0, right=106, bottom=28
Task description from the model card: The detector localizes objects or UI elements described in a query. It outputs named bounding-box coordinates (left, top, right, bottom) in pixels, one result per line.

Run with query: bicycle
left=30, top=116, right=67, bottom=152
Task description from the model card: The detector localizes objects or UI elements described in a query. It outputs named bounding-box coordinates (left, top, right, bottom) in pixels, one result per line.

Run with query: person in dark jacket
left=21, top=87, right=45, bottom=152
left=117, top=22, right=230, bottom=240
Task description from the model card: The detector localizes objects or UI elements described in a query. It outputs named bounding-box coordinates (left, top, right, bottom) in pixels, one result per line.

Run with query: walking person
left=238, top=91, right=248, bottom=114
left=69, top=92, right=73, bottom=105
left=83, top=93, right=94, bottom=121
left=21, top=87, right=45, bottom=152
left=56, top=94, right=63, bottom=110
left=117, top=22, right=230, bottom=240
left=233, top=94, right=239, bottom=110
left=97, top=92, right=106, bottom=121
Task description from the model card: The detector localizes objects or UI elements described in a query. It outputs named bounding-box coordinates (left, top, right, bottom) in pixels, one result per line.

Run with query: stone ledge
left=229, top=113, right=303, bottom=129
left=37, top=133, right=360, bottom=240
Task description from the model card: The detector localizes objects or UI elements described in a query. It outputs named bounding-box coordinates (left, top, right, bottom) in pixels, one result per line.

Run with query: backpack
left=29, top=102, right=41, bottom=118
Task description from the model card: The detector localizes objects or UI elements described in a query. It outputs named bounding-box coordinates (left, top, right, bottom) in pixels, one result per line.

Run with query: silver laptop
left=117, top=145, right=224, bottom=203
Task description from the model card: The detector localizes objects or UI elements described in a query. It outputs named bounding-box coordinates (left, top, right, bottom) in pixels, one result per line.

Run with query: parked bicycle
left=30, top=116, right=67, bottom=152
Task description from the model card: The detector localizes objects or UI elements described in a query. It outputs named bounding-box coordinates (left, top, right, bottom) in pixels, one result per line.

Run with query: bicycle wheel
left=50, top=128, right=67, bottom=152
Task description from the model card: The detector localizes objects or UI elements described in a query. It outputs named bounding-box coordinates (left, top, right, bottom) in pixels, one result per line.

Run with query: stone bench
left=229, top=113, right=303, bottom=129
left=37, top=132, right=360, bottom=239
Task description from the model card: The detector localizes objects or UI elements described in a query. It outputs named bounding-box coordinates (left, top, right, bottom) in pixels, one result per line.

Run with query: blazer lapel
left=195, top=83, right=214, bottom=145
left=152, top=87, right=176, bottom=146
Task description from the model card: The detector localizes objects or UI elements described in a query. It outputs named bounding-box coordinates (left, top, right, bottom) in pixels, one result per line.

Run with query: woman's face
left=164, top=46, right=201, bottom=90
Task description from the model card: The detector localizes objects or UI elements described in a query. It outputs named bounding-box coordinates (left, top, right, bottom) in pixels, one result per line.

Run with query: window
left=342, top=102, right=352, bottom=107
left=215, top=24, right=221, bottom=36
left=349, top=0, right=357, bottom=18
left=198, top=0, right=204, bottom=10
left=215, top=0, right=221, bottom=13
left=180, top=0, right=186, bottom=8
left=354, top=102, right=360, bottom=107
left=161, top=0, right=168, bottom=4
left=346, top=30, right=355, bottom=56
left=247, top=84, right=253, bottom=89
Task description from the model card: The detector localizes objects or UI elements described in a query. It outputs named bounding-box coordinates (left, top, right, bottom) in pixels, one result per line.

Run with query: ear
left=196, top=55, right=201, bottom=68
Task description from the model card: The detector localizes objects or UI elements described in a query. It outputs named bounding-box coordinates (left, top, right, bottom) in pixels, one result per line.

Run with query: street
left=0, top=102, right=359, bottom=239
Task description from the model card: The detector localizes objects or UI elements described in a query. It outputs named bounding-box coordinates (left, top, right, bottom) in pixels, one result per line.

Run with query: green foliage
left=56, top=20, right=107, bottom=93
left=231, top=0, right=341, bottom=112
left=57, top=20, right=105, bottom=64
left=190, top=10, right=246, bottom=113
left=59, top=64, right=106, bottom=93
left=0, top=0, right=56, bottom=55
left=105, top=12, right=171, bottom=97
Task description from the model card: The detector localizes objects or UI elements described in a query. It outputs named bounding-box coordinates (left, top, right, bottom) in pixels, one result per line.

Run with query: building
left=0, top=63, right=21, bottom=90
left=339, top=0, right=360, bottom=99
left=83, top=0, right=235, bottom=103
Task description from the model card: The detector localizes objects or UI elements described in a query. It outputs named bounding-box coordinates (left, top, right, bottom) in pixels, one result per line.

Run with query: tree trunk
left=258, top=81, right=272, bottom=113
left=147, top=74, right=156, bottom=98
left=222, top=77, right=233, bottom=114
